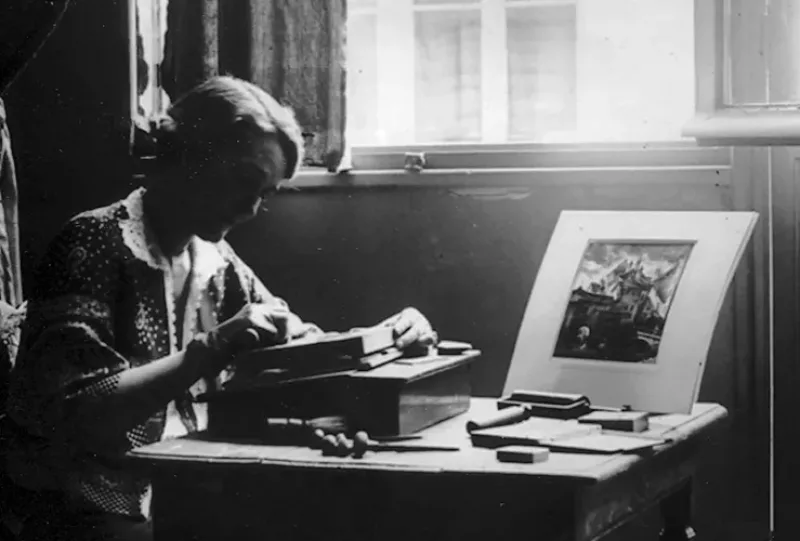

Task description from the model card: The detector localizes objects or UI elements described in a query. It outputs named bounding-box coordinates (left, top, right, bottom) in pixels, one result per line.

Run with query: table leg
left=659, top=479, right=697, bottom=541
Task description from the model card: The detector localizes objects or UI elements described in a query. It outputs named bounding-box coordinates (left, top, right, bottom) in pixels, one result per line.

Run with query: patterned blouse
left=5, top=188, right=321, bottom=519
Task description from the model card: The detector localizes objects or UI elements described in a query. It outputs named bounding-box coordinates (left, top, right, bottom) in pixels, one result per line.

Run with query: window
left=130, top=0, right=704, bottom=170
left=684, top=0, right=800, bottom=145
left=346, top=0, right=696, bottom=147
left=133, top=0, right=170, bottom=122
left=725, top=0, right=800, bottom=107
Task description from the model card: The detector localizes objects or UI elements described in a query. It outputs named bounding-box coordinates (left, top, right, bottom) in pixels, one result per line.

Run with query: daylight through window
left=346, top=0, right=696, bottom=146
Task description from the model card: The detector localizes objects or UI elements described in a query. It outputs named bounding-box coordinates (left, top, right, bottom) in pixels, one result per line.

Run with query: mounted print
left=554, top=242, right=694, bottom=364
left=503, top=211, right=758, bottom=414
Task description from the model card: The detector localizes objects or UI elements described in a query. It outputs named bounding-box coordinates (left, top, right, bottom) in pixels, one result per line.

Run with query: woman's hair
left=152, top=76, right=304, bottom=179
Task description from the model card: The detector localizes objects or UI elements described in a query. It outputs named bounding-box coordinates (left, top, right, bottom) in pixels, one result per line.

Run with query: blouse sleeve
left=7, top=215, right=131, bottom=451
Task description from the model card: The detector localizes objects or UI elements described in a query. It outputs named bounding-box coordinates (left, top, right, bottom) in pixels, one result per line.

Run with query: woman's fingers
left=395, top=323, right=422, bottom=349
left=248, top=303, right=290, bottom=345
left=391, top=307, right=436, bottom=349
left=247, top=320, right=280, bottom=346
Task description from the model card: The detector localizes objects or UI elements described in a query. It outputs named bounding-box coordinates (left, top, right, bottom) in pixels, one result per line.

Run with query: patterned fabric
left=0, top=99, right=21, bottom=307
left=6, top=188, right=321, bottom=519
left=0, top=98, right=23, bottom=415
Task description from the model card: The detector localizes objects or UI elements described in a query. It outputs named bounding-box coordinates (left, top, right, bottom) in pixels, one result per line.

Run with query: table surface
left=129, top=398, right=728, bottom=486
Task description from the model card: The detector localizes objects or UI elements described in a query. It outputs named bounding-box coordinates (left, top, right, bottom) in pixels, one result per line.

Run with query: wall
left=2, top=1, right=769, bottom=540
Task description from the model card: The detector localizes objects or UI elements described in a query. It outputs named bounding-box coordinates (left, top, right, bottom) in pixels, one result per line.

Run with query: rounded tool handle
left=466, top=406, right=529, bottom=433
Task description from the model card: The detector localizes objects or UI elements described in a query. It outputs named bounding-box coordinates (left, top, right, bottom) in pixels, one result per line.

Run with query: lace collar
left=118, top=187, right=227, bottom=285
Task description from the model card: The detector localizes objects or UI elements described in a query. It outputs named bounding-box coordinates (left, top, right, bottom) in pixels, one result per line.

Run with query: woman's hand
left=212, top=301, right=291, bottom=355
left=380, top=307, right=438, bottom=349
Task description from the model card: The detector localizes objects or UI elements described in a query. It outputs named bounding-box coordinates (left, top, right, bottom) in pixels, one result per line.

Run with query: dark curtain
left=0, top=0, right=72, bottom=409
left=162, top=0, right=347, bottom=172
left=0, top=0, right=72, bottom=305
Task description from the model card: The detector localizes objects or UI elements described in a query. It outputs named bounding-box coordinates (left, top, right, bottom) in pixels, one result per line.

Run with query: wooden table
left=128, top=399, right=727, bottom=541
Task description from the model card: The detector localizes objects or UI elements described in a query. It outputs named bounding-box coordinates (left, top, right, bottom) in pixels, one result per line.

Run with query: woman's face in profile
left=185, top=133, right=286, bottom=243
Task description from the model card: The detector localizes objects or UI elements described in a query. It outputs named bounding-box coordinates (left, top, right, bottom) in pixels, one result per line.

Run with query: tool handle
left=466, top=406, right=529, bottom=433
left=367, top=443, right=460, bottom=452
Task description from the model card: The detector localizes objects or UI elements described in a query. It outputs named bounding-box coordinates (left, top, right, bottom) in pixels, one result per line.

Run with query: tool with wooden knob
left=312, top=429, right=461, bottom=458
left=350, top=431, right=460, bottom=458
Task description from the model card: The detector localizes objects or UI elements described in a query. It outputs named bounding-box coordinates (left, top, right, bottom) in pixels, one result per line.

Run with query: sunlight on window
left=346, top=0, right=695, bottom=146
left=415, top=9, right=482, bottom=142
left=135, top=0, right=170, bottom=119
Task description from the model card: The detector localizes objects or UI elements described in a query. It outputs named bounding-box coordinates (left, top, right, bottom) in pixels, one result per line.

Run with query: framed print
left=503, top=210, right=758, bottom=414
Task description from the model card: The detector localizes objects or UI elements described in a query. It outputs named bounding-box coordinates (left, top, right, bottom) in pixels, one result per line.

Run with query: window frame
left=683, top=0, right=800, bottom=146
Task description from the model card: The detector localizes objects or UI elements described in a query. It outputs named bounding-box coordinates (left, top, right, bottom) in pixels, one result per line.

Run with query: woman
left=5, top=76, right=436, bottom=540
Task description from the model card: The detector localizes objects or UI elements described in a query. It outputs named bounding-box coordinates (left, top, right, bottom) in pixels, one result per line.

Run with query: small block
left=437, top=340, right=472, bottom=355
left=496, top=446, right=550, bottom=464
left=578, top=411, right=649, bottom=432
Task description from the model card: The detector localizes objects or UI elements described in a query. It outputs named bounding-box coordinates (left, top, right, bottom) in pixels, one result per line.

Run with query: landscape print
left=554, top=242, right=694, bottom=363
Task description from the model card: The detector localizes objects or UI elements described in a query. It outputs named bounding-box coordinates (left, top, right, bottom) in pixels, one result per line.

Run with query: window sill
left=289, top=144, right=730, bottom=190
left=683, top=107, right=800, bottom=146
left=291, top=163, right=729, bottom=191
left=346, top=143, right=727, bottom=171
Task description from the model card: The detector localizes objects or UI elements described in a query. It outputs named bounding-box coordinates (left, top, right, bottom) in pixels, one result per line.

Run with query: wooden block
left=470, top=418, right=601, bottom=449
left=436, top=340, right=473, bottom=355
left=345, top=352, right=479, bottom=436
left=578, top=411, right=650, bottom=432
left=236, top=326, right=396, bottom=373
left=206, top=352, right=481, bottom=440
left=496, top=446, right=550, bottom=464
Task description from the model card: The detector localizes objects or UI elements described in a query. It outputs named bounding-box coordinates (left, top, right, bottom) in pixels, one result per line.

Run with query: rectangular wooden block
left=235, top=326, right=396, bottom=374
left=344, top=352, right=479, bottom=436
left=577, top=411, right=650, bottom=432
left=496, top=446, right=550, bottom=464
left=205, top=351, right=480, bottom=439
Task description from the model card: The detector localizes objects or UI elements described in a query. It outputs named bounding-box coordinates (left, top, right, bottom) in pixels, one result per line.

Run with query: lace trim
left=118, top=188, right=166, bottom=272
left=162, top=272, right=179, bottom=353
left=186, top=240, right=226, bottom=329
left=181, top=271, right=200, bottom=349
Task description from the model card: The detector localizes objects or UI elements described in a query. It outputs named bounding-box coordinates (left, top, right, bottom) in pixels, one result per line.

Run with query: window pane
left=570, top=0, right=694, bottom=143
left=415, top=9, right=482, bottom=143
left=346, top=12, right=379, bottom=144
left=507, top=5, right=576, bottom=141
left=765, top=0, right=800, bottom=104
left=726, top=0, right=800, bottom=105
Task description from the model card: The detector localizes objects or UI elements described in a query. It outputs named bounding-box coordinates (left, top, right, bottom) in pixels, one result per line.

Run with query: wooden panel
left=730, top=147, right=772, bottom=532
left=770, top=146, right=800, bottom=536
